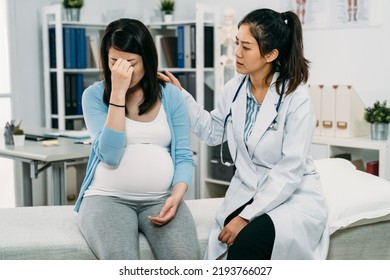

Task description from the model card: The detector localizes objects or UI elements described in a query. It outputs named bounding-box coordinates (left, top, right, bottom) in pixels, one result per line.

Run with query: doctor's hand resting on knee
left=73, top=18, right=199, bottom=260
left=159, top=8, right=329, bottom=260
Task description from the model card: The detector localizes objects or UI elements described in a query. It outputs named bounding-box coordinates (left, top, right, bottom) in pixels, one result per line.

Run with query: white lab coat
left=182, top=73, right=329, bottom=259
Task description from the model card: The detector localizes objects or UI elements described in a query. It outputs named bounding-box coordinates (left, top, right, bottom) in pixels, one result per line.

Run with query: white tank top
left=85, top=105, right=173, bottom=200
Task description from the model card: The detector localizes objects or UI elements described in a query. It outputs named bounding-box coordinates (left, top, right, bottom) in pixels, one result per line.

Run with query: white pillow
left=315, top=158, right=390, bottom=234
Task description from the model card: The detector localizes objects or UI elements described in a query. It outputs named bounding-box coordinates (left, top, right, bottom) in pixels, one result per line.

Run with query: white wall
left=9, top=0, right=56, bottom=127
left=304, top=1, right=389, bottom=107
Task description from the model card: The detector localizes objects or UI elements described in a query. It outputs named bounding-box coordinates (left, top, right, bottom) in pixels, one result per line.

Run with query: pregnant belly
left=92, top=144, right=174, bottom=194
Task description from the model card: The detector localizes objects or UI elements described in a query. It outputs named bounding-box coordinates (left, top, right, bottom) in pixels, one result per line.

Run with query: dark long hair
left=100, top=18, right=165, bottom=115
left=238, top=9, right=309, bottom=95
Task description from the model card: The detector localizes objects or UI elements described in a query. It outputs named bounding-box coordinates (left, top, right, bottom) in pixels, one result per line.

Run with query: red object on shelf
left=366, top=161, right=379, bottom=176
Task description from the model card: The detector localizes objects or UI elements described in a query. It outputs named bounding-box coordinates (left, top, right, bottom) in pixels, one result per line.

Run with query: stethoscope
left=220, top=75, right=285, bottom=167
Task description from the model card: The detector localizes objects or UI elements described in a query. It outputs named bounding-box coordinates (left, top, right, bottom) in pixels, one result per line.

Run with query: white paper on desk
left=44, top=130, right=90, bottom=139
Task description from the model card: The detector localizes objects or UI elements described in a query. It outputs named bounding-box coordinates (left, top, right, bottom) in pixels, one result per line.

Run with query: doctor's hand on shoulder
left=157, top=70, right=182, bottom=91
left=218, top=216, right=249, bottom=246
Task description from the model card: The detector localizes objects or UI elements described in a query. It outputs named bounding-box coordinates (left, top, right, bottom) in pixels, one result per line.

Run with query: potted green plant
left=13, top=128, right=24, bottom=135
left=364, top=100, right=390, bottom=140
left=13, top=127, right=25, bottom=147
left=62, top=0, right=84, bottom=21
left=160, top=0, right=175, bottom=22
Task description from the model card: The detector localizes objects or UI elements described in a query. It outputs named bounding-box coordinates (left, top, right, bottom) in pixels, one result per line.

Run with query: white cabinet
left=41, top=4, right=105, bottom=130
left=311, top=135, right=390, bottom=181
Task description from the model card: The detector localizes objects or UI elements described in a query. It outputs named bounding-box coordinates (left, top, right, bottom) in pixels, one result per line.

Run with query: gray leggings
left=77, top=195, right=200, bottom=260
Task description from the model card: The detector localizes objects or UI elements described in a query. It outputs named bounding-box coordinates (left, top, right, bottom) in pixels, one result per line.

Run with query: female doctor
left=159, top=8, right=329, bottom=259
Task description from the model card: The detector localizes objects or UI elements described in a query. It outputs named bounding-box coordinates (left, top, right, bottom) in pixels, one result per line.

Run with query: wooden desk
left=0, top=128, right=90, bottom=206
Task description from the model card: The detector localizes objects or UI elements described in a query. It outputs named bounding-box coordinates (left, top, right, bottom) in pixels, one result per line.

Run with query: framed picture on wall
left=279, top=0, right=382, bottom=29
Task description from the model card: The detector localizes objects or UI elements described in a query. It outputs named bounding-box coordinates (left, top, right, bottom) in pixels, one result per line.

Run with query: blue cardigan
left=74, top=81, right=193, bottom=212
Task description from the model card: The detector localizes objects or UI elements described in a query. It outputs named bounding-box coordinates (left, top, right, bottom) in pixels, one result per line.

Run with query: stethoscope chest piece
left=268, top=120, right=279, bottom=131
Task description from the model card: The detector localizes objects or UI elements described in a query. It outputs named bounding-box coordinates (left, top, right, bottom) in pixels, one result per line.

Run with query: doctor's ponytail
left=280, top=11, right=309, bottom=94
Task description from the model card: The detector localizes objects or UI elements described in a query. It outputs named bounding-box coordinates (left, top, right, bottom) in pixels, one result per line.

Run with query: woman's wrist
left=109, top=93, right=126, bottom=107
left=109, top=102, right=126, bottom=108
left=170, top=182, right=188, bottom=203
left=169, top=195, right=181, bottom=205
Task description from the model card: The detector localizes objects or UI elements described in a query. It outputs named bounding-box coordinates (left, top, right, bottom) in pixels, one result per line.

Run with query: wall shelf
left=311, top=135, right=390, bottom=181
left=41, top=4, right=105, bottom=130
